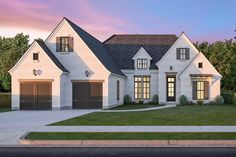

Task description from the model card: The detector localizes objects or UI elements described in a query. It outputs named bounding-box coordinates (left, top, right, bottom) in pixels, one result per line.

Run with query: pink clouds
left=0, top=0, right=129, bottom=41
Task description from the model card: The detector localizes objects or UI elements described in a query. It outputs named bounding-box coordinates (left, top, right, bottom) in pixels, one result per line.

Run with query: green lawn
left=51, top=104, right=236, bottom=126
left=26, top=132, right=236, bottom=140
left=107, top=104, right=164, bottom=110
left=0, top=108, right=11, bottom=113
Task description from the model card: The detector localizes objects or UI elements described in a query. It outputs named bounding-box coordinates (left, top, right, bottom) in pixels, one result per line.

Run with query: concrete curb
left=19, top=139, right=236, bottom=147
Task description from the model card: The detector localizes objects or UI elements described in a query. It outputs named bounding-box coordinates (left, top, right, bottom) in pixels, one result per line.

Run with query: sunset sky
left=0, top=0, right=235, bottom=43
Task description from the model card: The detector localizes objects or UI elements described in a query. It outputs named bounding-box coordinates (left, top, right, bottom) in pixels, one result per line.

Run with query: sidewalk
left=32, top=126, right=236, bottom=132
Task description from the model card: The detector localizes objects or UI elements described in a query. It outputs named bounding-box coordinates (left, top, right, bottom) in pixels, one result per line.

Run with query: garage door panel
left=20, top=82, right=52, bottom=110
left=73, top=82, right=103, bottom=109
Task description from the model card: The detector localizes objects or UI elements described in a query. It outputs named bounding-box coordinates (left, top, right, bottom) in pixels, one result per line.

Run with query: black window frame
left=198, top=62, right=203, bottom=68
left=33, top=53, right=39, bottom=61
left=179, top=48, right=186, bottom=60
left=134, top=76, right=150, bottom=99
left=117, top=80, right=120, bottom=101
left=196, top=81, right=205, bottom=100
left=137, top=59, right=148, bottom=69
left=60, top=37, right=69, bottom=52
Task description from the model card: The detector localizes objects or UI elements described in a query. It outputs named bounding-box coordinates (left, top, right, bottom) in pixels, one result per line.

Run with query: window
left=180, top=48, right=186, bottom=60
left=137, top=59, right=148, bottom=69
left=198, top=62, right=203, bottom=68
left=177, top=48, right=190, bottom=60
left=33, top=53, right=39, bottom=61
left=134, top=76, right=150, bottom=99
left=117, top=80, right=120, bottom=101
left=196, top=81, right=204, bottom=100
left=60, top=37, right=69, bottom=52
left=167, top=77, right=175, bottom=97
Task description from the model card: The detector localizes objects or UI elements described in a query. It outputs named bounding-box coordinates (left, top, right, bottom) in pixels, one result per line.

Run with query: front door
left=166, top=76, right=176, bottom=101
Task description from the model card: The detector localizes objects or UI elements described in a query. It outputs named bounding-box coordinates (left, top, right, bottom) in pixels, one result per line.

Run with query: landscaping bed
left=51, top=104, right=236, bottom=126
left=25, top=132, right=236, bottom=140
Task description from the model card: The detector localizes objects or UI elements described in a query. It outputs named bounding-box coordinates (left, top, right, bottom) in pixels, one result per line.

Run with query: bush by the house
left=214, top=95, right=224, bottom=105
left=124, top=95, right=132, bottom=104
left=138, top=100, right=144, bottom=104
left=151, top=95, right=159, bottom=104
left=205, top=101, right=216, bottom=105
left=221, top=92, right=236, bottom=104
left=0, top=92, right=11, bottom=108
left=178, top=95, right=188, bottom=105
left=197, top=100, right=204, bottom=105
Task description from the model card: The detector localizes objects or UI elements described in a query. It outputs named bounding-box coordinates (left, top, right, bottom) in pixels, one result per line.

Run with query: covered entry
left=20, top=81, right=52, bottom=110
left=72, top=81, right=103, bottom=109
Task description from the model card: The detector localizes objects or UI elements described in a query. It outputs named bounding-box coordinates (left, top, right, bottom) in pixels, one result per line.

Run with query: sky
left=0, top=0, right=235, bottom=43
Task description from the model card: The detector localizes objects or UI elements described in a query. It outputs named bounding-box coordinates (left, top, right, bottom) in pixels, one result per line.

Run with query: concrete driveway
left=0, top=110, right=97, bottom=145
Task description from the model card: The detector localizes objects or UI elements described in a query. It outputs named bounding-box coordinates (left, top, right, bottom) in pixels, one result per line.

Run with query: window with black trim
left=33, top=53, right=39, bottom=61
left=60, top=37, right=69, bottom=52
left=197, top=81, right=204, bottom=100
left=117, top=80, right=120, bottom=101
left=134, top=76, right=150, bottom=99
left=137, top=59, right=148, bottom=69
left=198, top=62, right=203, bottom=68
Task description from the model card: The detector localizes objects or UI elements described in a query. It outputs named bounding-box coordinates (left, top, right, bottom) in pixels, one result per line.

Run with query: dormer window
left=60, top=37, right=69, bottom=52
left=56, top=36, right=73, bottom=52
left=176, top=48, right=190, bottom=60
left=137, top=59, right=147, bottom=69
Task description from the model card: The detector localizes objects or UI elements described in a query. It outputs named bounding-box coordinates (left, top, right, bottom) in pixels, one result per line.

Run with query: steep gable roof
left=104, top=34, right=177, bottom=69
left=36, top=40, right=69, bottom=73
left=64, top=18, right=125, bottom=77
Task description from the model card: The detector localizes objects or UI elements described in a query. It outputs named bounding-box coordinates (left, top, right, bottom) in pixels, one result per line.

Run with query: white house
left=9, top=18, right=222, bottom=110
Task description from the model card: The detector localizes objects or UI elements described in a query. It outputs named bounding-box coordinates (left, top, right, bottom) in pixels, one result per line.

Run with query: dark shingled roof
left=36, top=40, right=69, bottom=73
left=104, top=35, right=178, bottom=69
left=104, top=34, right=177, bottom=45
left=65, top=18, right=125, bottom=77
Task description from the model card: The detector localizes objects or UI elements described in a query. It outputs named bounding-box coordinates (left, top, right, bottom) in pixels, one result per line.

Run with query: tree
left=0, top=33, right=29, bottom=91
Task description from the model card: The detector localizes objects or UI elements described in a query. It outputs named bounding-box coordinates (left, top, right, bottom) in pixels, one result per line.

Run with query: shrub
left=0, top=92, right=11, bottom=108
left=187, top=101, right=196, bottom=105
left=214, top=95, right=224, bottom=105
left=197, top=101, right=204, bottom=105
left=221, top=92, right=236, bottom=104
left=124, top=95, right=131, bottom=104
left=178, top=95, right=188, bottom=105
left=205, top=101, right=215, bottom=105
left=138, top=100, right=144, bottom=104
left=151, top=95, right=159, bottom=104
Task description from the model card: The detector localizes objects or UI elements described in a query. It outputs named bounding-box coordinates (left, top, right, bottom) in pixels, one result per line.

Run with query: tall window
left=134, top=76, right=150, bottom=99
left=197, top=81, right=204, bottom=100
left=60, top=37, right=69, bottom=52
left=137, top=59, right=148, bottom=69
left=180, top=48, right=186, bottom=60
left=117, top=80, right=120, bottom=101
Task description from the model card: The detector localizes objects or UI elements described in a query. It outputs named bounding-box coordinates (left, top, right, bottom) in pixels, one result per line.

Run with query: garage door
left=72, top=82, right=103, bottom=109
left=20, top=82, right=52, bottom=110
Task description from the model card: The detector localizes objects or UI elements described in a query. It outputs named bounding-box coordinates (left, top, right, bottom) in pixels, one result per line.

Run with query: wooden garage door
left=20, top=82, right=52, bottom=110
left=72, top=82, right=103, bottom=109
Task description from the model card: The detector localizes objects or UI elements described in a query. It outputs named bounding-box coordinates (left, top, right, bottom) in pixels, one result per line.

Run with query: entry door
left=72, top=82, right=103, bottom=109
left=166, top=76, right=176, bottom=101
left=20, top=82, right=52, bottom=110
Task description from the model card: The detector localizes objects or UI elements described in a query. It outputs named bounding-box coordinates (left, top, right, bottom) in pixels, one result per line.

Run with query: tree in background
left=195, top=40, right=236, bottom=92
left=0, top=33, right=29, bottom=91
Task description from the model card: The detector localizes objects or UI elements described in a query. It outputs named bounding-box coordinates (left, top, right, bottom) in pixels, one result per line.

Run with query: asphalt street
left=0, top=147, right=236, bottom=157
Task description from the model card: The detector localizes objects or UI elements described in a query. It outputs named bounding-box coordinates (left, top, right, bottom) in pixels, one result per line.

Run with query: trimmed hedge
left=221, top=92, right=236, bottom=104
left=0, top=92, right=11, bottom=108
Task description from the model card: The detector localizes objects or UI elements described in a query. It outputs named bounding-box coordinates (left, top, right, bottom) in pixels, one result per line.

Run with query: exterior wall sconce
left=85, top=70, right=90, bottom=77
left=33, top=69, right=42, bottom=76
left=170, top=66, right=173, bottom=71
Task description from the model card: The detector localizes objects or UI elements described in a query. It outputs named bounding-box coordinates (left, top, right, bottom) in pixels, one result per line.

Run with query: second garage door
left=72, top=82, right=103, bottom=109
left=20, top=82, right=52, bottom=110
